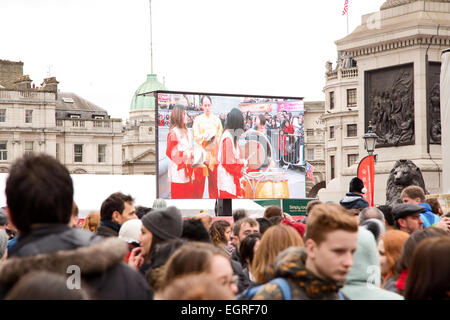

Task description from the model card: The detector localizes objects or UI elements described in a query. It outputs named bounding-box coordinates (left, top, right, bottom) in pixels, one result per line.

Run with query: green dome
left=130, top=74, right=166, bottom=111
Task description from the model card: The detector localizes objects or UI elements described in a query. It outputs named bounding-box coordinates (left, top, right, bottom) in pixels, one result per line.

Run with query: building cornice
left=320, top=110, right=358, bottom=121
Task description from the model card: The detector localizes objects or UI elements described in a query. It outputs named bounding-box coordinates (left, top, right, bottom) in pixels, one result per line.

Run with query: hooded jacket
left=339, top=192, right=369, bottom=210
left=341, top=228, right=403, bottom=300
left=418, top=203, right=440, bottom=228
left=0, top=225, right=152, bottom=299
left=252, top=247, right=347, bottom=300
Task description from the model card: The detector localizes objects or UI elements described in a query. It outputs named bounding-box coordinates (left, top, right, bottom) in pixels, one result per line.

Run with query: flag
left=357, top=155, right=375, bottom=207
left=342, top=0, right=349, bottom=15
left=305, top=162, right=315, bottom=181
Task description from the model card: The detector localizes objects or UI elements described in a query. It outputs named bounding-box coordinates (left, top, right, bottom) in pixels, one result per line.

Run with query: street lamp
left=363, top=122, right=378, bottom=156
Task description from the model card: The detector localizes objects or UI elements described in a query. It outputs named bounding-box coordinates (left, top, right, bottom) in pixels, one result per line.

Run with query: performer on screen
left=217, top=108, right=246, bottom=199
left=192, top=95, right=223, bottom=198
left=166, top=105, right=194, bottom=199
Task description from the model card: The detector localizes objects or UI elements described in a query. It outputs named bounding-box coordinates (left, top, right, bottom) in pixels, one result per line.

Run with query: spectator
left=238, top=233, right=261, bottom=287
left=83, top=211, right=100, bottom=233
left=255, top=217, right=272, bottom=235
left=339, top=177, right=369, bottom=210
left=251, top=224, right=304, bottom=285
left=5, top=271, right=92, bottom=300
left=405, top=236, right=450, bottom=300
left=128, top=206, right=183, bottom=279
left=395, top=227, right=448, bottom=295
left=97, top=192, right=137, bottom=238
left=377, top=205, right=396, bottom=230
left=359, top=207, right=385, bottom=225
left=299, top=200, right=322, bottom=224
left=341, top=228, right=403, bottom=300
left=263, top=206, right=282, bottom=220
left=0, top=208, right=9, bottom=233
left=252, top=203, right=358, bottom=300
left=118, top=219, right=142, bottom=262
left=231, top=217, right=259, bottom=266
left=0, top=153, right=152, bottom=300
left=209, top=220, right=232, bottom=256
left=268, top=216, right=284, bottom=226
left=378, top=230, right=410, bottom=292
left=360, top=218, right=386, bottom=243
left=424, top=197, right=444, bottom=217
left=0, top=230, right=7, bottom=261
left=182, top=218, right=211, bottom=243
left=155, top=274, right=235, bottom=300
left=232, top=209, right=248, bottom=223
left=160, top=242, right=238, bottom=297
left=281, top=219, right=306, bottom=238
left=401, top=186, right=440, bottom=227
left=392, top=203, right=424, bottom=234
left=136, top=206, right=152, bottom=220
left=68, top=202, right=79, bottom=228
left=193, top=212, right=212, bottom=231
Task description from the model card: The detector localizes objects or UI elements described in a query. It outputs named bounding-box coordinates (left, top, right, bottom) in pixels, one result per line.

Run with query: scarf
left=100, top=220, right=121, bottom=233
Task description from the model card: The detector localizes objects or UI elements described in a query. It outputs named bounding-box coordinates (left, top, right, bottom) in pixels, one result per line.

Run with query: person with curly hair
left=209, top=219, right=232, bottom=255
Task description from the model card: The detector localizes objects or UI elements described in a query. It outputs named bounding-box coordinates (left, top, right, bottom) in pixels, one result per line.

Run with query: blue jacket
left=419, top=203, right=440, bottom=227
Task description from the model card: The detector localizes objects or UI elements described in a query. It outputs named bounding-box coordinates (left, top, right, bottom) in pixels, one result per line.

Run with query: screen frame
left=141, top=89, right=305, bottom=199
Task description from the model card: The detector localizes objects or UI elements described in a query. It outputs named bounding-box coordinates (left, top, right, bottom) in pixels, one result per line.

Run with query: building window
left=98, top=144, right=106, bottom=163
left=72, top=120, right=79, bottom=127
left=94, top=121, right=102, bottom=128
left=79, top=120, right=85, bottom=127
left=330, top=155, right=335, bottom=179
left=24, top=141, right=34, bottom=156
left=56, top=143, right=60, bottom=161
left=347, top=124, right=357, bottom=137
left=347, top=89, right=357, bottom=108
left=347, top=154, right=359, bottom=167
left=25, top=110, right=33, bottom=123
left=329, top=126, right=335, bottom=139
left=306, top=129, right=314, bottom=137
left=329, top=91, right=335, bottom=110
left=74, top=144, right=83, bottom=163
left=0, top=109, right=6, bottom=122
left=0, top=142, right=7, bottom=160
left=307, top=148, right=314, bottom=161
left=104, top=121, right=110, bottom=128
left=56, top=119, right=63, bottom=126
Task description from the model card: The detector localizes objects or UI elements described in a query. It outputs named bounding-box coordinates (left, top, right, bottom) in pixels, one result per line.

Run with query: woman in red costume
left=166, top=105, right=194, bottom=198
left=217, top=108, right=246, bottom=199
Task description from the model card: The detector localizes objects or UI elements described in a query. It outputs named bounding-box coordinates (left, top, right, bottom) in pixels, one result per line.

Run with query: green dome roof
left=130, top=74, right=166, bottom=111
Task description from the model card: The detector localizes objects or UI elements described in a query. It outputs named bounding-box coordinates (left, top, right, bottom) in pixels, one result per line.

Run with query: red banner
left=357, top=155, right=375, bottom=207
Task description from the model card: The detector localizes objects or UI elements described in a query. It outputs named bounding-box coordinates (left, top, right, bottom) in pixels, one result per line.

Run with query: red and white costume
left=217, top=130, right=244, bottom=199
left=166, top=127, right=194, bottom=198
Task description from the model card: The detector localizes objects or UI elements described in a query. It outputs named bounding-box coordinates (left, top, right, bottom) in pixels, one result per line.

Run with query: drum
left=242, top=170, right=290, bottom=199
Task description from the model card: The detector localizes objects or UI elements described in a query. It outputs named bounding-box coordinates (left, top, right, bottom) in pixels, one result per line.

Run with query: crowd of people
left=0, top=154, right=449, bottom=300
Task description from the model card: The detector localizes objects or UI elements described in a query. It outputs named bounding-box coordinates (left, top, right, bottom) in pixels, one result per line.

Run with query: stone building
left=0, top=59, right=122, bottom=174
left=319, top=0, right=450, bottom=204
left=122, top=74, right=165, bottom=175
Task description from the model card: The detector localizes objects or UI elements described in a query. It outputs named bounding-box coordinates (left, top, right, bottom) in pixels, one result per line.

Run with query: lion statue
left=386, top=159, right=428, bottom=206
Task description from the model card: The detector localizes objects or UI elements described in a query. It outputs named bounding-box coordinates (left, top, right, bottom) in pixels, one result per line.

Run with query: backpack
left=238, top=277, right=291, bottom=300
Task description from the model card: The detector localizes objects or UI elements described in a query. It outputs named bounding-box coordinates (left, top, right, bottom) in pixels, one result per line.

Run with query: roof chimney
left=41, top=76, right=59, bottom=92
left=14, top=75, right=32, bottom=90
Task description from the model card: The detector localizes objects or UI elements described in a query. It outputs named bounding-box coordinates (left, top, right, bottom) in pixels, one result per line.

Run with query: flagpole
left=149, top=0, right=153, bottom=74
left=347, top=0, right=349, bottom=35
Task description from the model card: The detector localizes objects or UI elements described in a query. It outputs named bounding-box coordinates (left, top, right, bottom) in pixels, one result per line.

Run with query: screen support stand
left=216, top=199, right=232, bottom=216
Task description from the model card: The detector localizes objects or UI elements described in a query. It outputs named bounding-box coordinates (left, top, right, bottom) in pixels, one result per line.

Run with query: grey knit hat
left=0, top=229, right=8, bottom=259
left=0, top=208, right=8, bottom=226
left=141, top=206, right=183, bottom=241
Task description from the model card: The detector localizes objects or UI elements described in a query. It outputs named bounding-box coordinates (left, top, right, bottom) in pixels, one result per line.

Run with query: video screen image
left=157, top=92, right=306, bottom=199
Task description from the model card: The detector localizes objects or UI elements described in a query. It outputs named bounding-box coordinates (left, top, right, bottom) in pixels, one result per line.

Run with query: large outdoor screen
left=156, top=91, right=306, bottom=199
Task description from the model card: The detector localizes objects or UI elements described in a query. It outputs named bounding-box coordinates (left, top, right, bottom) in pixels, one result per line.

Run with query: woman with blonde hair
left=82, top=211, right=100, bottom=233
left=251, top=224, right=304, bottom=284
left=378, top=230, right=410, bottom=292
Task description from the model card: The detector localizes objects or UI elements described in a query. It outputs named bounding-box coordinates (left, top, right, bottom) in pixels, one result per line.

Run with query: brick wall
left=0, top=60, right=24, bottom=89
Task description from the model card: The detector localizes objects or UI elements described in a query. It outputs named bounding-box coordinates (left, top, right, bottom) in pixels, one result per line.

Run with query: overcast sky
left=1, top=0, right=385, bottom=120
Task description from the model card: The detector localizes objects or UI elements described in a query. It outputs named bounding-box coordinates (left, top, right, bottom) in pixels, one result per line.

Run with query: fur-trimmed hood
left=0, top=237, right=128, bottom=285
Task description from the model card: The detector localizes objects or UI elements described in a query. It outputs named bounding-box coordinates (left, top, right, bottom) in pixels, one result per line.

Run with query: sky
left=1, top=0, right=386, bottom=121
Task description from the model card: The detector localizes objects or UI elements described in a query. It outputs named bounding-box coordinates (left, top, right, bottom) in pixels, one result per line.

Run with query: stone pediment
left=381, top=0, right=450, bottom=10
left=128, top=148, right=156, bottom=163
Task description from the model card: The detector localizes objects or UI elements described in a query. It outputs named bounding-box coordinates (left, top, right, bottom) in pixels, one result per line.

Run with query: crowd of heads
left=0, top=153, right=448, bottom=301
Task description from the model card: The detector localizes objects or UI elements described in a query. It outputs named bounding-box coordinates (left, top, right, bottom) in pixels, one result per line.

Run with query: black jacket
left=339, top=192, right=369, bottom=210
left=0, top=224, right=152, bottom=300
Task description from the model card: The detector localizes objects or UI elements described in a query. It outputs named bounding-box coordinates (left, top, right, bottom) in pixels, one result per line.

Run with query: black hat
left=349, top=177, right=366, bottom=194
left=391, top=203, right=425, bottom=221
left=141, top=206, right=183, bottom=241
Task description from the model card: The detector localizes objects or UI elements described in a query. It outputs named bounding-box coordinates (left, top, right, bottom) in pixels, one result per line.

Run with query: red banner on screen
left=357, top=155, right=375, bottom=207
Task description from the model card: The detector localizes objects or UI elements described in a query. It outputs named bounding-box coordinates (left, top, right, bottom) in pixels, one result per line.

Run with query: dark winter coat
left=252, top=247, right=347, bottom=300
left=339, top=192, right=369, bottom=210
left=0, top=224, right=152, bottom=300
